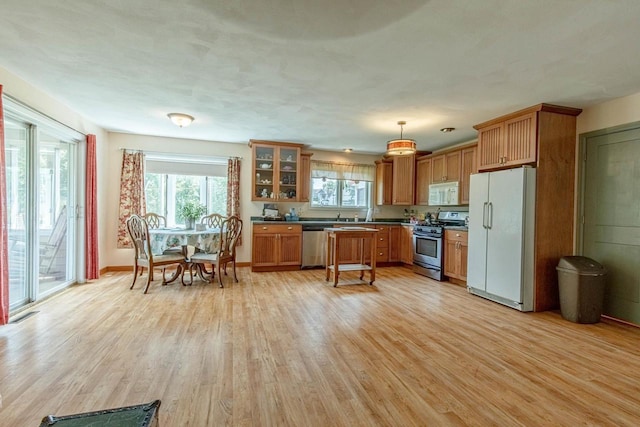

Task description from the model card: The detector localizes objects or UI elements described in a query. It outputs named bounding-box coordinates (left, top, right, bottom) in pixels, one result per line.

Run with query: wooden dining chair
left=200, top=213, right=225, bottom=229
left=187, top=215, right=242, bottom=287
left=144, top=212, right=167, bottom=229
left=126, top=214, right=186, bottom=293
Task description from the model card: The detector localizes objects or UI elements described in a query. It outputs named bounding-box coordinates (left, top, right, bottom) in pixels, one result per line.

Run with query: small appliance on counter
left=262, top=203, right=281, bottom=220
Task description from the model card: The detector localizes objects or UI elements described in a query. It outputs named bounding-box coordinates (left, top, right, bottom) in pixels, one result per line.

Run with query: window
left=310, top=161, right=374, bottom=208
left=144, top=154, right=227, bottom=227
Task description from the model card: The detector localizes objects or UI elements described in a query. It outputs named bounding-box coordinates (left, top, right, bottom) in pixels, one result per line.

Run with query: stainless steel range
left=412, top=211, right=468, bottom=281
left=412, top=224, right=444, bottom=280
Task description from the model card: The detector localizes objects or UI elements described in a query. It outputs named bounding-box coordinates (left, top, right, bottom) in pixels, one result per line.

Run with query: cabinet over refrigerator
left=467, top=167, right=536, bottom=311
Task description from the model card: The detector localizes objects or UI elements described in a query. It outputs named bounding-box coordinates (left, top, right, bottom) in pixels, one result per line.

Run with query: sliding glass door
left=6, top=120, right=28, bottom=307
left=38, top=133, right=74, bottom=295
left=5, top=116, right=78, bottom=310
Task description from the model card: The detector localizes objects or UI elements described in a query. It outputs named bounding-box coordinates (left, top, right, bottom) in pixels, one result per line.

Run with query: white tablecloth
left=148, top=228, right=220, bottom=256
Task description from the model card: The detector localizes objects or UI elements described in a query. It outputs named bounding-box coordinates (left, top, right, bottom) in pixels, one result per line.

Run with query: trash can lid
left=556, top=256, right=607, bottom=275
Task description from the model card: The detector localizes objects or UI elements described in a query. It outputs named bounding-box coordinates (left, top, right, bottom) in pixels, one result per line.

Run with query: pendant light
left=386, top=121, right=416, bottom=156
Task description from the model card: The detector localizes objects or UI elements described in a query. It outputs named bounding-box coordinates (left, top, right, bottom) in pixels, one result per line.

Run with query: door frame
left=576, top=120, right=640, bottom=253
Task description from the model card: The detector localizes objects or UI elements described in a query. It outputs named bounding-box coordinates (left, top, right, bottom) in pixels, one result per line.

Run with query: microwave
left=428, top=181, right=459, bottom=206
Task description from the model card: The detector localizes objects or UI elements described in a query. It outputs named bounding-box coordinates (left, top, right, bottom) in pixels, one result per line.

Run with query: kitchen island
left=325, top=227, right=379, bottom=286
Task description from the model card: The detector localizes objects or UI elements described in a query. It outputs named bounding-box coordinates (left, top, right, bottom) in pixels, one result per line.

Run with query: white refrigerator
left=467, top=167, right=536, bottom=311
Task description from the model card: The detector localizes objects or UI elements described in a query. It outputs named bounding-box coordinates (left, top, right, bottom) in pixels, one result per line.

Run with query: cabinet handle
left=456, top=233, right=460, bottom=237
left=287, top=226, right=292, bottom=230
left=379, top=238, right=384, bottom=241
left=263, top=226, right=268, bottom=230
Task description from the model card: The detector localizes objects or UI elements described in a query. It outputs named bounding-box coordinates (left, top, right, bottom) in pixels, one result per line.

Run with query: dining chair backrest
left=201, top=213, right=225, bottom=229
left=218, top=216, right=242, bottom=257
left=144, top=212, right=167, bottom=229
left=126, top=214, right=152, bottom=262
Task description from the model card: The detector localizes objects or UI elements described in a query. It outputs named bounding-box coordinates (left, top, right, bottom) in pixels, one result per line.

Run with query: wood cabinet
left=373, top=225, right=390, bottom=264
left=414, top=144, right=476, bottom=206
left=375, top=160, right=393, bottom=205
left=444, top=230, right=468, bottom=284
left=415, top=157, right=431, bottom=206
left=400, top=225, right=414, bottom=265
left=392, top=155, right=415, bottom=205
left=475, top=113, right=537, bottom=170
left=333, top=224, right=375, bottom=264
left=473, top=103, right=582, bottom=311
left=459, top=145, right=477, bottom=205
left=430, top=150, right=461, bottom=183
left=388, top=226, right=402, bottom=262
left=299, top=153, right=312, bottom=202
left=252, top=224, right=302, bottom=271
left=250, top=140, right=304, bottom=201
left=474, top=105, right=581, bottom=172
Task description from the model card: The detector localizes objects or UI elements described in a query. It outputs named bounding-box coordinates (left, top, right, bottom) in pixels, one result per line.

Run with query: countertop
left=250, top=217, right=468, bottom=231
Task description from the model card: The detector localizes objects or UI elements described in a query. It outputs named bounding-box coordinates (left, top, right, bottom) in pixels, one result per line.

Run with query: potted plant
left=179, top=201, right=207, bottom=229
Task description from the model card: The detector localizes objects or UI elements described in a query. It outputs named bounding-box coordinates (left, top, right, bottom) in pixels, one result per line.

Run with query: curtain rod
left=311, top=160, right=373, bottom=167
left=119, top=148, right=241, bottom=160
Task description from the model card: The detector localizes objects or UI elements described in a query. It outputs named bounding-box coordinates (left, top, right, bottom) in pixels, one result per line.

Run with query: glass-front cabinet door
left=251, top=140, right=302, bottom=202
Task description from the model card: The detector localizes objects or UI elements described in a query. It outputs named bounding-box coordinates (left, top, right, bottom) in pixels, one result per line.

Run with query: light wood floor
left=2, top=267, right=640, bottom=426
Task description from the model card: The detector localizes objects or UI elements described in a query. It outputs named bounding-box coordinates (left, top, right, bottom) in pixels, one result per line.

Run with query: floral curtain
left=85, top=134, right=99, bottom=279
left=0, top=85, right=9, bottom=325
left=117, top=150, right=146, bottom=248
left=226, top=157, right=241, bottom=245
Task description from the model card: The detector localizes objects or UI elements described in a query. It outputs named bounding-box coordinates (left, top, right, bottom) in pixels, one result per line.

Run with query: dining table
left=148, top=227, right=221, bottom=256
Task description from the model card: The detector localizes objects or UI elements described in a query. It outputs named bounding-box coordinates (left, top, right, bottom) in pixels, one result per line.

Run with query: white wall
left=577, top=91, right=640, bottom=134
left=1, top=67, right=110, bottom=275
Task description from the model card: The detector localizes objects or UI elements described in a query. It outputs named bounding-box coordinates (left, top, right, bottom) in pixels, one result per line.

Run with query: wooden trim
left=249, top=139, right=305, bottom=148
left=473, top=103, right=582, bottom=130
left=417, top=141, right=478, bottom=160
left=447, top=277, right=466, bottom=286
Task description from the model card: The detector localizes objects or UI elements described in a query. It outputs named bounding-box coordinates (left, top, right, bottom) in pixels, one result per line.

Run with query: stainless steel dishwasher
left=301, top=224, right=327, bottom=268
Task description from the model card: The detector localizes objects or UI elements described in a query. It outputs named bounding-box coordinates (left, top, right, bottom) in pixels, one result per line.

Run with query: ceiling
left=2, top=0, right=640, bottom=155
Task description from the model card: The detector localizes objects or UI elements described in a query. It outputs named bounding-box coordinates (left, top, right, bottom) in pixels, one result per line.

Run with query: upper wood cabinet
left=474, top=104, right=581, bottom=171
left=299, top=153, right=312, bottom=202
left=391, top=155, right=415, bottom=205
left=459, top=145, right=477, bottom=205
left=415, top=156, right=431, bottom=205
left=375, top=160, right=393, bottom=205
left=430, top=150, right=461, bottom=183
left=250, top=140, right=304, bottom=201
left=414, top=143, right=476, bottom=206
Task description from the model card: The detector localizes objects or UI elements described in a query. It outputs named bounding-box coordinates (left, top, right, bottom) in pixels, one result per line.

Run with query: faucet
left=336, top=212, right=341, bottom=221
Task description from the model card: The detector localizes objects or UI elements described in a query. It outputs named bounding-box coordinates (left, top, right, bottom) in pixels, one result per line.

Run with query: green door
left=582, top=125, right=640, bottom=323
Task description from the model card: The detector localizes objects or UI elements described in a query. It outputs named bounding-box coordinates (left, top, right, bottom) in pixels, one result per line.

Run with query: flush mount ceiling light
left=440, top=127, right=455, bottom=133
left=343, top=148, right=353, bottom=153
left=167, top=113, right=195, bottom=128
left=386, top=121, right=416, bottom=156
